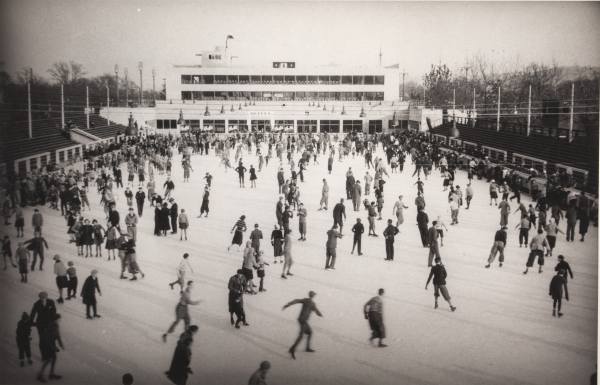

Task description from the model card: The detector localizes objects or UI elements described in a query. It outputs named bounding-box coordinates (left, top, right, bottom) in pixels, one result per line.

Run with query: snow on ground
left=0, top=144, right=597, bottom=385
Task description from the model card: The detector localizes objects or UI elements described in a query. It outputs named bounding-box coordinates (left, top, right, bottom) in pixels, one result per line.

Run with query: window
left=368, top=120, right=382, bottom=134
left=262, top=75, right=273, bottom=84
left=320, top=120, right=340, bottom=133
left=41, top=155, right=47, bottom=167
left=192, top=75, right=201, bottom=84
left=204, top=120, right=225, bottom=133
left=67, top=149, right=73, bottom=160
left=308, top=76, right=318, bottom=84
left=343, top=120, right=363, bottom=133
left=330, top=76, right=340, bottom=84
left=181, top=75, right=192, bottom=84
left=284, top=75, right=295, bottom=84
left=364, top=76, right=374, bottom=85
left=273, top=75, right=284, bottom=83
left=226, top=75, right=238, bottom=84
left=228, top=119, right=248, bottom=132
left=352, top=76, right=364, bottom=85
left=251, top=75, right=262, bottom=83
left=239, top=75, right=249, bottom=83
left=215, top=75, right=226, bottom=84
left=181, top=91, right=192, bottom=100
left=251, top=120, right=271, bottom=132
left=296, top=75, right=306, bottom=84
left=297, top=120, right=317, bottom=133
left=318, top=75, right=329, bottom=84
left=30, top=158, right=37, bottom=171
left=157, top=120, right=163, bottom=129
left=341, top=76, right=353, bottom=84
left=374, top=76, right=384, bottom=85
left=275, top=120, right=294, bottom=132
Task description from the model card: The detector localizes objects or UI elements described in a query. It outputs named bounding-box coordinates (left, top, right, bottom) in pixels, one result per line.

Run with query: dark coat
left=166, top=338, right=192, bottom=385
left=333, top=203, right=346, bottom=221
left=109, top=210, right=120, bottom=227
left=30, top=299, right=57, bottom=331
left=417, top=211, right=429, bottom=228
left=81, top=276, right=101, bottom=305
left=159, top=207, right=171, bottom=230
left=549, top=274, right=569, bottom=300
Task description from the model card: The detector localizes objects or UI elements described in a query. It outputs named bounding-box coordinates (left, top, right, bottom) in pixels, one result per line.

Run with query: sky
left=1, top=0, right=599, bottom=84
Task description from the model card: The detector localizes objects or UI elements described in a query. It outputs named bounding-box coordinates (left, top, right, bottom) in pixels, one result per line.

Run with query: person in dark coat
left=248, top=361, right=271, bottom=385
left=383, top=219, right=399, bottom=261
left=228, top=216, right=247, bottom=252
left=199, top=187, right=210, bottom=217
left=108, top=203, right=120, bottom=229
left=554, top=255, right=574, bottom=282
left=351, top=218, right=364, bottom=255
left=24, top=232, right=49, bottom=271
left=282, top=290, right=323, bottom=359
left=364, top=288, right=386, bottom=347
left=81, top=269, right=102, bottom=319
left=425, top=258, right=456, bottom=311
left=228, top=269, right=248, bottom=328
left=16, top=312, right=33, bottom=367
left=135, top=187, right=146, bottom=217
left=332, top=199, right=346, bottom=235
left=30, top=291, right=57, bottom=339
left=36, top=313, right=64, bottom=382
left=271, top=225, right=284, bottom=264
left=169, top=199, right=179, bottom=234
left=549, top=269, right=569, bottom=317
left=165, top=326, right=197, bottom=385
left=416, top=208, right=429, bottom=247
left=154, top=205, right=162, bottom=236
left=159, top=202, right=171, bottom=236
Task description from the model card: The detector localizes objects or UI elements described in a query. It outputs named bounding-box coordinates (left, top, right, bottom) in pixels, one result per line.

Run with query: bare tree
left=48, top=61, right=86, bottom=84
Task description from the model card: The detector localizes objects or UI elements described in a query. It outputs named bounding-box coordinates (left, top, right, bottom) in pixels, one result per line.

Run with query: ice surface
left=0, top=145, right=596, bottom=385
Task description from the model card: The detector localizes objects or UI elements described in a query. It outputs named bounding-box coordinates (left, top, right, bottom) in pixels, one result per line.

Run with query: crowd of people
left=0, top=128, right=597, bottom=385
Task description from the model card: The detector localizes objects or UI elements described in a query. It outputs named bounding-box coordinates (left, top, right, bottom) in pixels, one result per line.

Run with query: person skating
left=163, top=281, right=200, bottom=341
left=332, top=199, right=346, bottom=235
left=228, top=269, right=248, bottom=328
left=16, top=312, right=33, bottom=367
left=249, top=165, right=257, bottom=188
left=515, top=215, right=531, bottom=247
left=125, top=208, right=138, bottom=242
left=554, top=255, right=574, bottom=282
left=352, top=180, right=362, bottom=211
left=486, top=226, right=507, bottom=268
left=163, top=177, right=175, bottom=199
left=549, top=270, right=569, bottom=317
left=81, top=269, right=102, bottom=319
left=228, top=215, right=247, bottom=252
left=363, top=288, right=387, bottom=347
left=235, top=161, right=247, bottom=188
left=383, top=219, right=399, bottom=261
left=249, top=224, right=263, bottom=255
left=281, top=229, right=293, bottom=279
left=282, top=291, right=323, bottom=359
left=297, top=203, right=307, bottom=241
left=165, top=325, right=197, bottom=385
left=425, top=258, right=456, bottom=311
left=242, top=241, right=258, bottom=294
left=53, top=255, right=68, bottom=304
left=2, top=235, right=16, bottom=269
left=24, top=232, right=49, bottom=271
left=270, top=225, right=284, bottom=264
left=178, top=209, right=189, bottom=241
left=427, top=221, right=441, bottom=266
left=256, top=251, right=269, bottom=292
left=135, top=187, right=146, bottom=217
left=367, top=201, right=378, bottom=236
left=392, top=195, right=409, bottom=228
left=169, top=253, right=194, bottom=291
left=523, top=229, right=549, bottom=274
left=16, top=242, right=30, bottom=282
left=319, top=179, right=329, bottom=210
left=325, top=225, right=342, bottom=270
left=351, top=218, right=364, bottom=255
left=248, top=361, right=271, bottom=385
left=465, top=183, right=474, bottom=209
left=416, top=208, right=429, bottom=248
left=498, top=197, right=511, bottom=227
left=169, top=199, right=179, bottom=234
left=65, top=261, right=77, bottom=300
left=544, top=218, right=564, bottom=257
left=198, top=186, right=210, bottom=218
left=36, top=313, right=64, bottom=382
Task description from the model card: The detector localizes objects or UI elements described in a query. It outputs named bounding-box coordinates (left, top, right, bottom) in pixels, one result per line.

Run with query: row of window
left=181, top=74, right=385, bottom=85
left=155, top=119, right=389, bottom=133
left=180, top=91, right=385, bottom=101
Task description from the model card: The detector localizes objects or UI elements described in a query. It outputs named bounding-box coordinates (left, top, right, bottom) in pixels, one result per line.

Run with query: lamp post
left=225, top=34, right=234, bottom=57
left=138, top=61, right=143, bottom=106
left=114, top=64, right=119, bottom=107
left=162, top=78, right=166, bottom=101
left=124, top=68, right=129, bottom=107
left=152, top=68, right=156, bottom=105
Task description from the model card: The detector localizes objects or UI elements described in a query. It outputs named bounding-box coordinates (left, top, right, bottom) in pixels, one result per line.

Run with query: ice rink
left=0, top=143, right=597, bottom=385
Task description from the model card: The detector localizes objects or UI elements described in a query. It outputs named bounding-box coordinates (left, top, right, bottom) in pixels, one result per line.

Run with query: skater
left=363, top=288, right=387, bottom=347
left=242, top=241, right=258, bottom=294
left=53, top=255, right=68, bottom=304
left=515, top=215, right=531, bottom=247
left=352, top=180, right=362, bottom=211
left=228, top=269, right=248, bottom=328
left=125, top=208, right=138, bottom=242
left=489, top=180, right=499, bottom=206
left=565, top=200, right=578, bottom=242
left=169, top=199, right=179, bottom=234
left=24, top=232, right=49, bottom=271
left=319, top=179, right=329, bottom=210
left=66, top=261, right=77, bottom=300
left=332, top=199, right=346, bottom=235
left=249, top=224, right=263, bottom=255
left=434, top=217, right=449, bottom=246
left=425, top=258, right=456, bottom=311
left=16, top=312, right=33, bottom=367
left=169, top=253, right=194, bottom=291
left=198, top=186, right=210, bottom=218
left=544, top=218, right=564, bottom=257
left=351, top=218, right=364, bottom=255
left=248, top=361, right=271, bottom=385
left=555, top=254, right=574, bottom=282
left=256, top=251, right=269, bottom=292
left=163, top=177, right=175, bottom=199
left=81, top=269, right=102, bottom=319
left=15, top=206, right=25, bottom=237
left=92, top=220, right=106, bottom=258
left=2, top=235, right=16, bottom=269
left=178, top=209, right=189, bottom=241
left=392, top=195, right=409, bottom=228
left=297, top=203, right=307, bottom=241
left=367, top=201, right=378, bottom=236
left=427, top=221, right=441, bottom=266
left=282, top=290, right=323, bottom=359
left=36, top=313, right=64, bottom=382
left=281, top=229, right=293, bottom=279
left=383, top=219, right=399, bottom=261
left=523, top=229, right=549, bottom=274
left=486, top=226, right=507, bottom=268
left=271, top=225, right=284, bottom=264
left=236, top=162, right=247, bottom=188
left=165, top=326, right=197, bottom=385
left=32, top=208, right=44, bottom=233
left=163, top=280, right=200, bottom=341
left=549, top=270, right=569, bottom=317
left=228, top=215, right=247, bottom=252
left=325, top=225, right=342, bottom=270
left=249, top=165, right=257, bottom=188
left=498, top=197, right=511, bottom=227
left=16, top=242, right=29, bottom=282
left=465, top=183, right=474, bottom=209
left=417, top=208, right=429, bottom=247
left=135, top=187, right=146, bottom=217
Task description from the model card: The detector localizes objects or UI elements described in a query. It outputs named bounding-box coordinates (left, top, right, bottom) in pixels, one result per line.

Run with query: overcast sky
left=1, top=0, right=599, bottom=83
